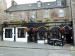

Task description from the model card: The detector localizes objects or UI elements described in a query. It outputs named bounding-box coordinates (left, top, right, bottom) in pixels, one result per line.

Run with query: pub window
left=18, top=28, right=26, bottom=38
left=5, top=29, right=12, bottom=38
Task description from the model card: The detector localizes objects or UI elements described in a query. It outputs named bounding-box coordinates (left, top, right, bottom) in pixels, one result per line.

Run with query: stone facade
left=71, top=0, right=75, bottom=45
left=7, top=8, right=71, bottom=22
left=6, top=0, right=75, bottom=45
left=6, top=0, right=71, bottom=23
left=65, top=0, right=75, bottom=45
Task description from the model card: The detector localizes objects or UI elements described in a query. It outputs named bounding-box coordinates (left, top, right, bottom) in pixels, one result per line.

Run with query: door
left=3, top=28, right=14, bottom=41
left=16, top=27, right=28, bottom=42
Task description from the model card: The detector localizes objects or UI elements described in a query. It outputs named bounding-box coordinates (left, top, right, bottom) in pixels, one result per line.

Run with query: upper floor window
left=43, top=9, right=49, bottom=18
left=30, top=11, right=36, bottom=19
left=18, top=12, right=25, bottom=20
left=20, top=15, right=23, bottom=19
left=58, top=9, right=65, bottom=17
left=57, top=0, right=62, bottom=6
left=29, top=11, right=36, bottom=22
left=37, top=1, right=42, bottom=7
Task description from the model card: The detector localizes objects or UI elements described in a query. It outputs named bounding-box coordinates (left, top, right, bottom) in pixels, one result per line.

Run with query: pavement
left=0, top=47, right=75, bottom=56
left=0, top=41, right=75, bottom=51
left=0, top=41, right=75, bottom=56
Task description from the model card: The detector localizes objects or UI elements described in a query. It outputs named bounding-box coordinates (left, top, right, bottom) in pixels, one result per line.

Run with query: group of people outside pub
left=26, top=24, right=73, bottom=46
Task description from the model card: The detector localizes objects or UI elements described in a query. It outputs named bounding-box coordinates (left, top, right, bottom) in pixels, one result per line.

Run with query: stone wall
left=66, top=0, right=75, bottom=45
left=71, top=0, right=75, bottom=45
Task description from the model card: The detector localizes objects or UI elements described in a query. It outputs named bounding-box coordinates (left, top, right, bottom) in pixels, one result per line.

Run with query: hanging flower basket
left=64, top=16, right=69, bottom=21
left=53, top=17, right=59, bottom=21
left=36, top=19, right=42, bottom=22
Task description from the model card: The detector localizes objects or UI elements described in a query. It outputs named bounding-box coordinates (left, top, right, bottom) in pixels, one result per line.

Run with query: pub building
left=3, top=0, right=73, bottom=46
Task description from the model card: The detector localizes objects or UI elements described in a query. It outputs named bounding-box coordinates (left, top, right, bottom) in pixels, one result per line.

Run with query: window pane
left=43, top=10, right=49, bottom=18
left=58, top=9, right=64, bottom=17
left=30, top=11, right=36, bottom=19
left=57, top=0, right=62, bottom=6
left=5, top=29, right=12, bottom=38
left=18, top=28, right=26, bottom=38
left=30, top=11, right=36, bottom=22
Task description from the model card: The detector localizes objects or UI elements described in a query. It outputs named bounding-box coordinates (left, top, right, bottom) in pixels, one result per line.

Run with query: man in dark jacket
left=28, top=28, right=33, bottom=42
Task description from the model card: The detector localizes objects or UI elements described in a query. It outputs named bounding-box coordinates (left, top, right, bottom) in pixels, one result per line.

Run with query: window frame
left=58, top=9, right=65, bottom=18
left=43, top=9, right=49, bottom=18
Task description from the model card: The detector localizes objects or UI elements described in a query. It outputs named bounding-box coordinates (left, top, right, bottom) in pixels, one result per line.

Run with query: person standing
left=28, top=28, right=33, bottom=42
left=32, top=28, right=38, bottom=43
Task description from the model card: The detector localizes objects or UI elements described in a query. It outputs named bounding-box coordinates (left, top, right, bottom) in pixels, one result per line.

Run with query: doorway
left=15, top=27, right=28, bottom=42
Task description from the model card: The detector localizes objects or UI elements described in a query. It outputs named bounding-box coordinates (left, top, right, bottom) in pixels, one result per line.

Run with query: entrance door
left=16, top=27, right=28, bottom=42
left=3, top=28, right=14, bottom=41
